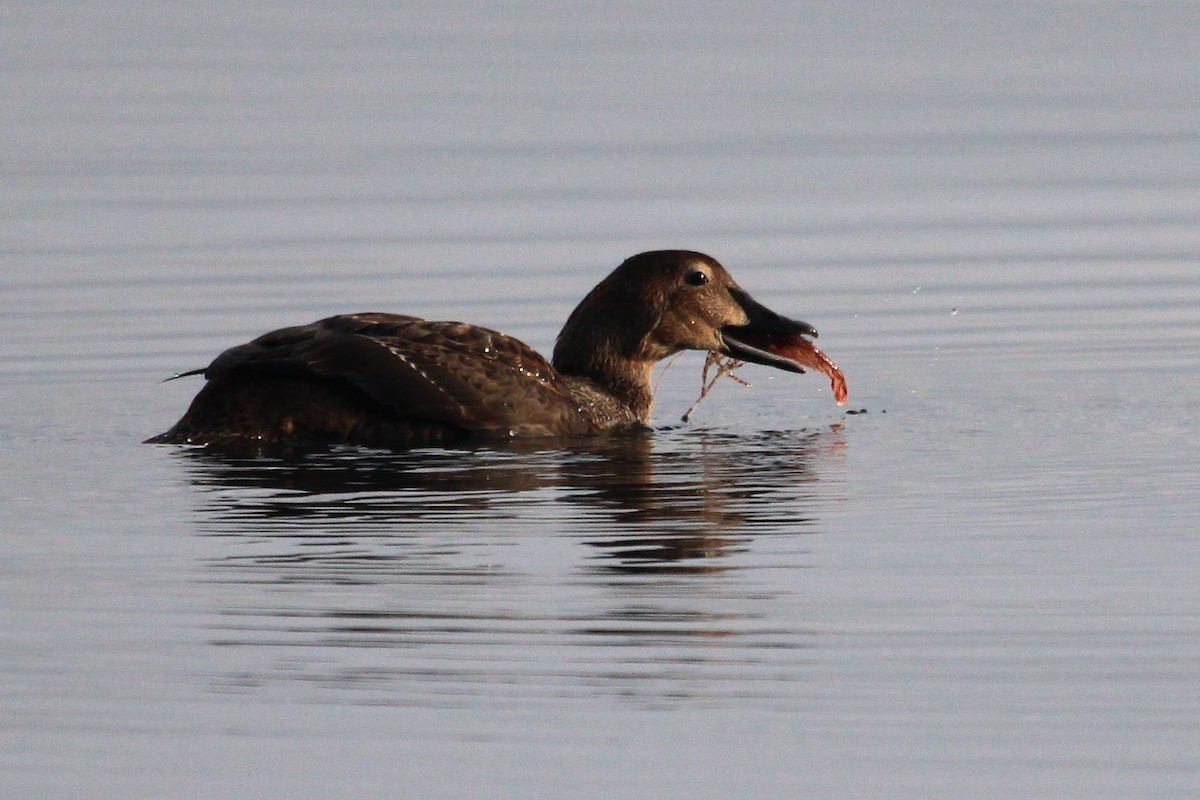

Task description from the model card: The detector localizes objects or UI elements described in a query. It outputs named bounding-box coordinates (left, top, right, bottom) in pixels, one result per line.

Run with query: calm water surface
left=3, top=3, right=1199, bottom=798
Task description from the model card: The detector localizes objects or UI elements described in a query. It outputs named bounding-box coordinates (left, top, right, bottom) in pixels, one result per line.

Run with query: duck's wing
left=201, top=313, right=588, bottom=435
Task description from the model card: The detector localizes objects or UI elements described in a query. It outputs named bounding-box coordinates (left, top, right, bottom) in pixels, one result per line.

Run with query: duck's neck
left=554, top=347, right=656, bottom=423
left=552, top=276, right=668, bottom=425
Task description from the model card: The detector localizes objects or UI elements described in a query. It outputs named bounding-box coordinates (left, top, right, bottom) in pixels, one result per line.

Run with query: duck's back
left=146, top=313, right=626, bottom=447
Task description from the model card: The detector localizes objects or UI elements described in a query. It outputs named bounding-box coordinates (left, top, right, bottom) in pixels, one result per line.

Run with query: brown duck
left=147, top=250, right=845, bottom=448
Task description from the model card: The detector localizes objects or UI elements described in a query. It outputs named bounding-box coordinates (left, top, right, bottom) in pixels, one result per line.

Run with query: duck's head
left=554, top=250, right=821, bottom=376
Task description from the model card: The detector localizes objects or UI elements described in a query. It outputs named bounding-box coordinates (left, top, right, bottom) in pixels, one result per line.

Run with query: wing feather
left=201, top=313, right=587, bottom=435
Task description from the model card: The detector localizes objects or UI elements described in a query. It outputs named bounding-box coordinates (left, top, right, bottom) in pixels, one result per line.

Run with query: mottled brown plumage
left=147, top=250, right=824, bottom=448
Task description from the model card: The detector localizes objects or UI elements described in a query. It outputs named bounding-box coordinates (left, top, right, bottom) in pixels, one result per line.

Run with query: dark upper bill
left=721, top=288, right=848, bottom=405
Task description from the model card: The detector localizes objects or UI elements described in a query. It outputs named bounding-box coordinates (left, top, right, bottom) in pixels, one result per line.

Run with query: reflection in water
left=173, top=426, right=846, bottom=704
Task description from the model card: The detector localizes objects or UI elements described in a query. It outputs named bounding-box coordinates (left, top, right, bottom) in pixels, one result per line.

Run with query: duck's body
left=147, top=251, right=829, bottom=448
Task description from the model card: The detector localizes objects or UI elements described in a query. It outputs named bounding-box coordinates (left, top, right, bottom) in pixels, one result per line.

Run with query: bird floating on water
left=147, top=250, right=846, bottom=448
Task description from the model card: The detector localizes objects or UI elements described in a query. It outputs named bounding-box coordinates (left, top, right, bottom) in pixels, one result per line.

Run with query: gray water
left=4, top=3, right=1200, bottom=798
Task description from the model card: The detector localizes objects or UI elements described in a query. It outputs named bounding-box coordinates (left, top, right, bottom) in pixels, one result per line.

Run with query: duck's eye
left=685, top=269, right=710, bottom=287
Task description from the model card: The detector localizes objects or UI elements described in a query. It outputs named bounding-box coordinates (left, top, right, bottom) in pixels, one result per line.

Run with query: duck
left=147, top=250, right=838, bottom=448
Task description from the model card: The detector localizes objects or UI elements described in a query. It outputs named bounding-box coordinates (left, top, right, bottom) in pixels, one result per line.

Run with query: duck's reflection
left=172, top=425, right=846, bottom=704
left=176, top=426, right=842, bottom=570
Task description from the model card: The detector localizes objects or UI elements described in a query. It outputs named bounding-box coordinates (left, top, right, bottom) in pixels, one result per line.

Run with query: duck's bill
left=721, top=292, right=848, bottom=405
